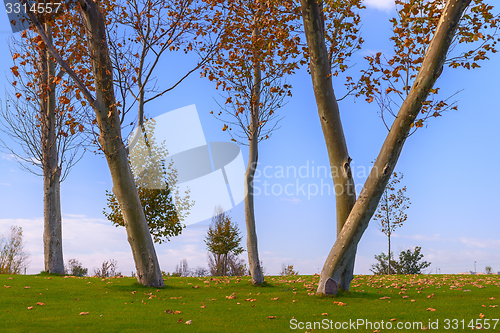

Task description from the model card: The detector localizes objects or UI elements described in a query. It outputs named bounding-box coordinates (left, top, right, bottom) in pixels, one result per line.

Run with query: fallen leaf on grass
left=411, top=300, right=416, bottom=302
left=192, top=286, right=200, bottom=289
left=4, top=285, right=11, bottom=288
left=271, top=297, right=279, bottom=300
left=321, top=313, right=328, bottom=316
left=402, top=296, right=409, bottom=299
left=36, top=302, right=45, bottom=306
left=267, top=316, right=277, bottom=319
left=174, top=311, right=182, bottom=314
left=245, top=298, right=257, bottom=302
left=185, top=320, right=192, bottom=325
left=24, top=286, right=30, bottom=289
left=79, top=312, right=89, bottom=315
left=480, top=313, right=485, bottom=319
left=390, top=318, right=397, bottom=322
left=307, top=292, right=314, bottom=296
left=379, top=296, right=391, bottom=300
left=426, top=308, right=436, bottom=312
left=489, top=297, right=496, bottom=300
left=490, top=305, right=499, bottom=308
left=177, top=318, right=183, bottom=323
left=482, top=305, right=486, bottom=308
left=27, top=306, right=33, bottom=310
left=7, top=277, right=13, bottom=280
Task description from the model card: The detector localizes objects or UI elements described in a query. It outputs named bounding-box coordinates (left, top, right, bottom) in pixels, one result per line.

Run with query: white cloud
left=280, top=197, right=301, bottom=205
left=1, top=153, right=15, bottom=161
left=459, top=237, right=500, bottom=249
left=365, top=0, right=395, bottom=11
left=393, top=233, right=443, bottom=242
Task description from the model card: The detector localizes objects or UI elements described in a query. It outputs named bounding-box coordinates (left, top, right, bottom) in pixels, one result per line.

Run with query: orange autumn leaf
left=79, top=312, right=89, bottom=315
left=11, top=66, right=19, bottom=77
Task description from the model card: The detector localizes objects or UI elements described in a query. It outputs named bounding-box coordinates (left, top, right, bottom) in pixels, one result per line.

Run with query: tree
left=202, top=0, right=301, bottom=285
left=485, top=266, right=493, bottom=274
left=205, top=206, right=244, bottom=277
left=103, top=119, right=193, bottom=244
left=370, top=247, right=430, bottom=275
left=1, top=8, right=89, bottom=274
left=106, top=0, right=217, bottom=133
left=301, top=0, right=499, bottom=295
left=0, top=226, right=30, bottom=274
left=93, top=259, right=121, bottom=278
left=174, top=258, right=191, bottom=277
left=279, top=264, right=299, bottom=276
left=193, top=266, right=209, bottom=277
left=369, top=252, right=400, bottom=275
left=298, top=0, right=364, bottom=291
left=373, top=172, right=410, bottom=274
left=398, top=246, right=431, bottom=274
left=23, top=0, right=166, bottom=287
left=66, top=259, right=88, bottom=277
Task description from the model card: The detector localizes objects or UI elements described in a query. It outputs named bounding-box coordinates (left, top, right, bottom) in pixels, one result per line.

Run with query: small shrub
left=94, top=259, right=121, bottom=278
left=279, top=264, right=299, bottom=276
left=66, top=259, right=88, bottom=277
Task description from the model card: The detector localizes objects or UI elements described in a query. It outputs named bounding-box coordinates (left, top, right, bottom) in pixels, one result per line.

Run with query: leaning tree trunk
left=314, top=0, right=471, bottom=295
left=26, top=0, right=164, bottom=286
left=78, top=0, right=163, bottom=287
left=40, top=24, right=64, bottom=274
left=300, top=0, right=357, bottom=291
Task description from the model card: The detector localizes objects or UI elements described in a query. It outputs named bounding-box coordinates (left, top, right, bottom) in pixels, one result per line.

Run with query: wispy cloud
left=280, top=197, right=301, bottom=205
left=1, top=153, right=15, bottom=161
left=0, top=182, right=11, bottom=186
left=392, top=233, right=443, bottom=242
left=459, top=237, right=500, bottom=249
left=365, top=0, right=395, bottom=12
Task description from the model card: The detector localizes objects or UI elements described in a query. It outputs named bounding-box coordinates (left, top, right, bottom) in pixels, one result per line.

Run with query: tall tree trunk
left=300, top=0, right=357, bottom=291
left=78, top=0, right=163, bottom=287
left=245, top=27, right=264, bottom=284
left=40, top=24, right=64, bottom=274
left=314, top=0, right=471, bottom=295
left=388, top=233, right=391, bottom=275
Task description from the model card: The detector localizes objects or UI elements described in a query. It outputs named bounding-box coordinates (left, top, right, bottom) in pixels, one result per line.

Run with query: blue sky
left=1, top=1, right=499, bottom=276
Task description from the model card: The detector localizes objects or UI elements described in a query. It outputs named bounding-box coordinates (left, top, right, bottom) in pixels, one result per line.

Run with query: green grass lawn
left=1, top=273, right=499, bottom=332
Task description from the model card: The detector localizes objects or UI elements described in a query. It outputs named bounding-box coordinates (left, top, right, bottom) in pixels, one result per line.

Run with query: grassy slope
left=1, top=274, right=499, bottom=332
